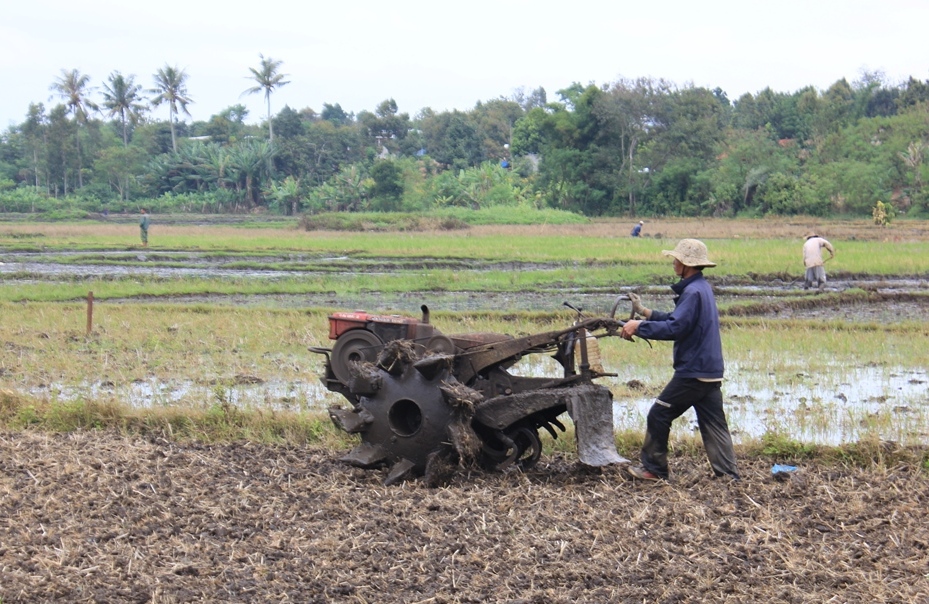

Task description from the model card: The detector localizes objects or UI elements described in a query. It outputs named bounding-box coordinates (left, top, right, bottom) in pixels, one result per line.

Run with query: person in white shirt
left=802, top=231, right=835, bottom=289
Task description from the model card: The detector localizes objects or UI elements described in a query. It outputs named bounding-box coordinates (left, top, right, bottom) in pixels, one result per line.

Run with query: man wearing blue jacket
left=620, top=239, right=740, bottom=481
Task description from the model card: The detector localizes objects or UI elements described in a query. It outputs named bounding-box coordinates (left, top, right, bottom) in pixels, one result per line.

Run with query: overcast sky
left=3, top=0, right=928, bottom=129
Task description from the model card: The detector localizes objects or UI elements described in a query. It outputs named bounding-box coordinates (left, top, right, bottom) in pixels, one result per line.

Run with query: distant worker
left=621, top=239, right=740, bottom=482
left=139, top=208, right=150, bottom=247
left=802, top=231, right=834, bottom=290
left=631, top=220, right=644, bottom=237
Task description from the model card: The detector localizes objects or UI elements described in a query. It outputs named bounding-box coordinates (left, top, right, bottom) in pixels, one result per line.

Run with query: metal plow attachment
left=566, top=384, right=631, bottom=466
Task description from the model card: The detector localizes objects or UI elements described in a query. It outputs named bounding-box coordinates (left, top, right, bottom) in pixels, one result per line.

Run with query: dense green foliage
left=2, top=65, right=928, bottom=219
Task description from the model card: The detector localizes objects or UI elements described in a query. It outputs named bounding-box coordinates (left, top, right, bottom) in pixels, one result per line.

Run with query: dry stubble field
left=1, top=431, right=927, bottom=603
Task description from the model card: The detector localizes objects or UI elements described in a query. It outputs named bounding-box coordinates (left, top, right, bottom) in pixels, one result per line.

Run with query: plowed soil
left=1, top=431, right=927, bottom=603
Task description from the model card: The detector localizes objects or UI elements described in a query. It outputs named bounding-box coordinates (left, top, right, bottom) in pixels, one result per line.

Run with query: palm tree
left=150, top=65, right=193, bottom=152
left=228, top=139, right=273, bottom=209
left=242, top=54, right=290, bottom=143
left=49, top=68, right=98, bottom=188
left=101, top=72, right=145, bottom=146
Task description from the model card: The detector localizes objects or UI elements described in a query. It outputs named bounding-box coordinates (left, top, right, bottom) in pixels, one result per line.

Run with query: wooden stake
left=86, top=291, right=94, bottom=335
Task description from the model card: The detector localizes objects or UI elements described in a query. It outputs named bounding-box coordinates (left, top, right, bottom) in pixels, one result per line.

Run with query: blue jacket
left=636, top=272, right=724, bottom=379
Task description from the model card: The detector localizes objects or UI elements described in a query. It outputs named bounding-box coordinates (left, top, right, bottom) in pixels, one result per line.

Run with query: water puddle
left=608, top=365, right=929, bottom=446
left=0, top=251, right=563, bottom=281
left=514, top=356, right=929, bottom=446
left=19, top=360, right=928, bottom=447
left=27, top=377, right=341, bottom=413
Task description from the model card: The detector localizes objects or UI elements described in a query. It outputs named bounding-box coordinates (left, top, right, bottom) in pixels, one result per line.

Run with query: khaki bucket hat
left=662, top=238, right=716, bottom=268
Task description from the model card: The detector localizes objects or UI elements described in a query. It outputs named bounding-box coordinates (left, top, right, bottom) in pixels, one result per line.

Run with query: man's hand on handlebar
left=628, top=293, right=650, bottom=319
left=621, top=319, right=641, bottom=341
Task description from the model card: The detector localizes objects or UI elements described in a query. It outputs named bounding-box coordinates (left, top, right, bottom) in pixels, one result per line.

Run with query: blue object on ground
left=771, top=464, right=798, bottom=474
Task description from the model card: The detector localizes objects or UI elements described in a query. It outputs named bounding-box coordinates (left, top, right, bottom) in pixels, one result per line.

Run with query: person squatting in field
left=620, top=239, right=740, bottom=482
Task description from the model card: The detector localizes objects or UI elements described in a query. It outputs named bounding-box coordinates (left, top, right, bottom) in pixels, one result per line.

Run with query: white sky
left=3, top=0, right=928, bottom=129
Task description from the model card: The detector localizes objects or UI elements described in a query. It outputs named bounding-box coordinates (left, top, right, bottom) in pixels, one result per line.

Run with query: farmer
left=802, top=231, right=834, bottom=289
left=621, top=239, right=740, bottom=481
left=631, top=220, right=644, bottom=237
left=139, top=208, right=150, bottom=247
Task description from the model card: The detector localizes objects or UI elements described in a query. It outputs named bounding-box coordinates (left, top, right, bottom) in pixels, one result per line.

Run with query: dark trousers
left=641, top=376, right=740, bottom=479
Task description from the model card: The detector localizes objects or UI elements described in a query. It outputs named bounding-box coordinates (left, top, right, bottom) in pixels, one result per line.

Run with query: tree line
left=1, top=57, right=927, bottom=219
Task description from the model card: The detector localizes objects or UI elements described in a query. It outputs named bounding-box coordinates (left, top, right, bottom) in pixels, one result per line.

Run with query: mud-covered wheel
left=510, top=427, right=542, bottom=470
left=330, top=329, right=383, bottom=384
left=481, top=425, right=542, bottom=471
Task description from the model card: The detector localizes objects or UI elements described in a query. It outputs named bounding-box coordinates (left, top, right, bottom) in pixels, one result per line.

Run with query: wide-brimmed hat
left=662, top=238, right=716, bottom=268
left=804, top=231, right=818, bottom=239
left=639, top=220, right=644, bottom=224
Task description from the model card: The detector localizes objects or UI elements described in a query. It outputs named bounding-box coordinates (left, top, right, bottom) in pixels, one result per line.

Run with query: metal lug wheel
left=510, top=427, right=542, bottom=470
left=486, top=426, right=542, bottom=471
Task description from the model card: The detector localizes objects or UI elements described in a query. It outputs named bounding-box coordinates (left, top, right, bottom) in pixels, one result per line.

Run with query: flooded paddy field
left=0, top=250, right=565, bottom=281
left=3, top=248, right=929, bottom=319
left=28, top=355, right=928, bottom=448
left=3, top=248, right=929, bottom=447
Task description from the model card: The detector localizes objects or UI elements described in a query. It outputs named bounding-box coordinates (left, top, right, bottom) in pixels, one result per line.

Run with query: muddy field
left=1, top=431, right=927, bottom=603
left=3, top=220, right=929, bottom=602
left=2, top=244, right=927, bottom=318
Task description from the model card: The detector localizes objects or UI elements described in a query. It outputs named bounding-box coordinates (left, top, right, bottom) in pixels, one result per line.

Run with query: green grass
left=723, top=316, right=929, bottom=367
left=0, top=390, right=354, bottom=447
left=4, top=392, right=924, bottom=470
left=3, top=224, right=928, bottom=278
left=4, top=253, right=929, bottom=306
left=2, top=302, right=926, bottom=390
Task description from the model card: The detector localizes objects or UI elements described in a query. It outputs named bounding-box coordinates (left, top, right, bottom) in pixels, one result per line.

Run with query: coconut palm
left=49, top=68, right=98, bottom=188
left=150, top=65, right=193, bottom=152
left=242, top=54, right=290, bottom=143
left=101, top=71, right=146, bottom=146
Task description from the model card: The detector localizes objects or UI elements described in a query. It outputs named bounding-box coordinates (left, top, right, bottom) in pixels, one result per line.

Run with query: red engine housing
left=327, top=311, right=428, bottom=341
